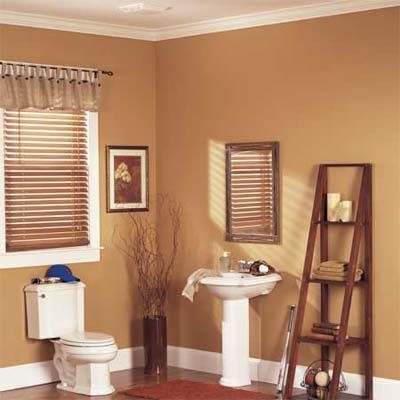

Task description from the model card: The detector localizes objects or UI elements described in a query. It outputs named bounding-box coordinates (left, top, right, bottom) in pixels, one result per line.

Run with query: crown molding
left=155, top=0, right=400, bottom=40
left=0, top=0, right=399, bottom=42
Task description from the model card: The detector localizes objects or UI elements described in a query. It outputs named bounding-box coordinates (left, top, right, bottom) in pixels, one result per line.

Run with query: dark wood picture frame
left=106, top=145, right=149, bottom=213
left=225, top=141, right=280, bottom=244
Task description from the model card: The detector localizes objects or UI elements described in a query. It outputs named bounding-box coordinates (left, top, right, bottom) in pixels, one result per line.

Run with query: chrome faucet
left=238, top=260, right=253, bottom=273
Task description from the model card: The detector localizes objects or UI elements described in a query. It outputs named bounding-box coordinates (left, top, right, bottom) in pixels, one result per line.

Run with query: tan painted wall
left=0, top=7, right=399, bottom=382
left=156, top=8, right=400, bottom=380
left=0, top=25, right=156, bottom=367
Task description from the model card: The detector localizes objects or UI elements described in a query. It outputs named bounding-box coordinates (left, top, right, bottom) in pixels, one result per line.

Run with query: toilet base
left=55, top=361, right=116, bottom=396
left=53, top=340, right=118, bottom=397
left=57, top=382, right=115, bottom=396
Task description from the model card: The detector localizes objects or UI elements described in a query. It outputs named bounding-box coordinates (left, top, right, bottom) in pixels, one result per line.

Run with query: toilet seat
left=60, top=331, right=115, bottom=347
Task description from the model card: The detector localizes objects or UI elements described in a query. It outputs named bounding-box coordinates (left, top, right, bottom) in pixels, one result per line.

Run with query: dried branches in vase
left=114, top=194, right=182, bottom=317
left=113, top=194, right=182, bottom=375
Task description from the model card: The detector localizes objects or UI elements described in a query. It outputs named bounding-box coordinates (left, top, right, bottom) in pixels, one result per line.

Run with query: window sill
left=0, top=246, right=102, bottom=269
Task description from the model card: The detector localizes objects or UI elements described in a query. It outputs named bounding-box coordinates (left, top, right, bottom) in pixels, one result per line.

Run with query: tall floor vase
left=143, top=316, right=167, bottom=375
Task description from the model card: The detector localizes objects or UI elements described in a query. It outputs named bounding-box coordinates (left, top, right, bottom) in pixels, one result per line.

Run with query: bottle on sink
left=219, top=251, right=232, bottom=273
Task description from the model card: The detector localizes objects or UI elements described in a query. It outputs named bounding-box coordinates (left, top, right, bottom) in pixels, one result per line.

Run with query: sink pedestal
left=220, top=298, right=251, bottom=387
left=200, top=271, right=282, bottom=387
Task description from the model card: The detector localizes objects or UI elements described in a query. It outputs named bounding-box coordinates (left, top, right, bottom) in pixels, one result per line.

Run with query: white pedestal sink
left=201, top=272, right=282, bottom=387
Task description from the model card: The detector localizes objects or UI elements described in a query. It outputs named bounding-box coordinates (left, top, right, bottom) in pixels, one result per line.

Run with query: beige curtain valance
left=0, top=62, right=102, bottom=111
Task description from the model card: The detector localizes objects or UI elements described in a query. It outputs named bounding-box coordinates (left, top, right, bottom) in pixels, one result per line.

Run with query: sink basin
left=201, top=272, right=282, bottom=300
left=201, top=271, right=282, bottom=388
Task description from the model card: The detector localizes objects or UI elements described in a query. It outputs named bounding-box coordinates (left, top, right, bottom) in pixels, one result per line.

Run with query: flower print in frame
left=106, top=146, right=149, bottom=212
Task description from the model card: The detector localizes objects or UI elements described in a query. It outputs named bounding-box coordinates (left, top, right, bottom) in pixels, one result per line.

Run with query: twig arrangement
left=114, top=194, right=182, bottom=318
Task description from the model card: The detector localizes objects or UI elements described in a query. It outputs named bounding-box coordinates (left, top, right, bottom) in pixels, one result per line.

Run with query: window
left=225, top=142, right=280, bottom=244
left=0, top=109, right=100, bottom=268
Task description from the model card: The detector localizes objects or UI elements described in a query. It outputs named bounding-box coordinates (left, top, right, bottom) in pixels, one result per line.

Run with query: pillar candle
left=339, top=200, right=353, bottom=222
left=327, top=193, right=341, bottom=221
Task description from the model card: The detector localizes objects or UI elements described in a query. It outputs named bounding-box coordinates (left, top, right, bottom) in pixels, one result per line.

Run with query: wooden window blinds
left=225, top=142, right=280, bottom=244
left=3, top=110, right=90, bottom=252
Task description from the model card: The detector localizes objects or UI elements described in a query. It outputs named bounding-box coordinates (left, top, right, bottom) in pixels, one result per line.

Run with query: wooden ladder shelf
left=284, top=164, right=373, bottom=400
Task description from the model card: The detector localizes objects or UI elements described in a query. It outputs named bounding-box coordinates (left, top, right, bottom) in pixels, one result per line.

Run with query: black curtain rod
left=0, top=61, right=114, bottom=76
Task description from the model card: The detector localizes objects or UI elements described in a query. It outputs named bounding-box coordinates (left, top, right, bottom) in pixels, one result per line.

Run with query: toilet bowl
left=53, top=331, right=118, bottom=396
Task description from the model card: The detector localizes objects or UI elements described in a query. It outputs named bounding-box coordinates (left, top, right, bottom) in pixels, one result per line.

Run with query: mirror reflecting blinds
left=226, top=142, right=280, bottom=244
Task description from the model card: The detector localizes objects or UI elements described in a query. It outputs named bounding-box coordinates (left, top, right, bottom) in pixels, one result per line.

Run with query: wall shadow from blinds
left=225, top=142, right=280, bottom=244
left=3, top=110, right=90, bottom=252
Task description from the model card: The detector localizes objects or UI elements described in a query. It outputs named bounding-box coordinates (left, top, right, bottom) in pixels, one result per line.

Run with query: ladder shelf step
left=298, top=336, right=367, bottom=347
left=321, top=163, right=370, bottom=168
left=290, top=393, right=364, bottom=399
left=308, top=278, right=366, bottom=286
left=316, top=221, right=359, bottom=226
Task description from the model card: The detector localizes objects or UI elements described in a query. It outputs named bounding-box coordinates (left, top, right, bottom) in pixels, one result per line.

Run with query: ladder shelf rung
left=308, top=278, right=366, bottom=286
left=298, top=336, right=367, bottom=347
left=290, top=393, right=362, bottom=400
left=321, top=163, right=370, bottom=168
left=316, top=220, right=359, bottom=226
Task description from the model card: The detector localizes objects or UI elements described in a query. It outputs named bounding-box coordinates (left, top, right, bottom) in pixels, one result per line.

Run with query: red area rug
left=123, top=380, right=275, bottom=400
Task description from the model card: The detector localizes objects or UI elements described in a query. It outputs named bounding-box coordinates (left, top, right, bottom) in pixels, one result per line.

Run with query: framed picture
left=106, top=146, right=149, bottom=212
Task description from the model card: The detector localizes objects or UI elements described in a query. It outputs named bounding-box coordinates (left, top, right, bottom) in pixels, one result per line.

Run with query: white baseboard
left=167, top=345, right=400, bottom=400
left=110, top=345, right=144, bottom=372
left=0, top=360, right=58, bottom=392
left=1, top=345, right=399, bottom=399
left=0, top=346, right=144, bottom=392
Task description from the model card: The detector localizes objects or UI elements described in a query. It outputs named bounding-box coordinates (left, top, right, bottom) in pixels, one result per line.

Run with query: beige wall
left=156, top=8, right=400, bottom=380
left=0, top=25, right=156, bottom=367
left=0, top=7, right=399, bottom=382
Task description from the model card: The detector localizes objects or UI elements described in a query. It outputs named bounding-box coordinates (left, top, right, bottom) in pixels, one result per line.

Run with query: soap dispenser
left=219, top=251, right=232, bottom=273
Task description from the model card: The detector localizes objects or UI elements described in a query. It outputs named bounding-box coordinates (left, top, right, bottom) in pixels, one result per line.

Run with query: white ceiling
left=0, top=0, right=333, bottom=29
left=0, top=0, right=398, bottom=40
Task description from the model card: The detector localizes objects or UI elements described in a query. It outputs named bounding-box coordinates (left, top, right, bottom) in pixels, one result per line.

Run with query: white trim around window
left=0, top=110, right=101, bottom=269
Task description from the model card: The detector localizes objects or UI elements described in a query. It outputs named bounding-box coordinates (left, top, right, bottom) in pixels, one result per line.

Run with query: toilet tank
left=24, top=282, right=85, bottom=339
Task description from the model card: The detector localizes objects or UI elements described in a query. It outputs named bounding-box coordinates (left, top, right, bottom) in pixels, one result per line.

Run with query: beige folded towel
left=319, top=260, right=348, bottom=271
left=313, top=269, right=363, bottom=282
left=181, top=268, right=220, bottom=302
left=319, top=265, right=348, bottom=273
left=315, top=268, right=363, bottom=277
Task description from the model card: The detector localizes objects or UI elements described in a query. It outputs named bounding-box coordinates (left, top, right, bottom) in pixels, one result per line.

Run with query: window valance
left=0, top=61, right=110, bottom=112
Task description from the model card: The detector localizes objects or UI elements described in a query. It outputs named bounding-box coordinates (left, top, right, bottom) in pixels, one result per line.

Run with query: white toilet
left=24, top=282, right=118, bottom=396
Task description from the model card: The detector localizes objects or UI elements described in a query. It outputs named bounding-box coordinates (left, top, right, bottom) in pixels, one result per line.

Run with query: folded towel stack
left=312, top=260, right=363, bottom=282
left=312, top=322, right=340, bottom=336
left=308, top=322, right=348, bottom=342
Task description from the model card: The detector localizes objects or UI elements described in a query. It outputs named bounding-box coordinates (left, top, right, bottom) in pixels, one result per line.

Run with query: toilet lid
left=60, top=331, right=115, bottom=347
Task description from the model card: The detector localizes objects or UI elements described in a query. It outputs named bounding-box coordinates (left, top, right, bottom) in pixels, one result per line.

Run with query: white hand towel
left=181, top=268, right=220, bottom=302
